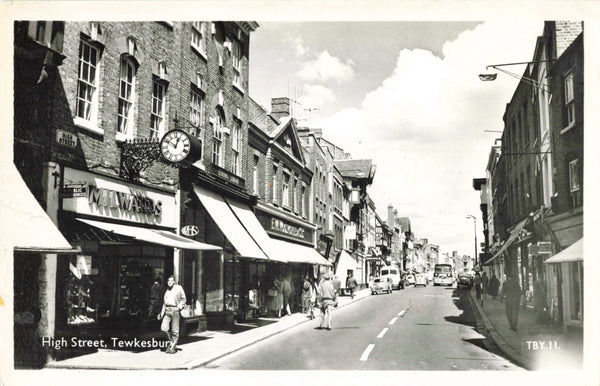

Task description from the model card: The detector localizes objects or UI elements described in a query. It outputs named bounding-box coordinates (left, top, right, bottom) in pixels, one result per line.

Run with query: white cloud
left=301, top=84, right=337, bottom=109
left=296, top=51, right=355, bottom=83
left=292, top=36, right=308, bottom=57
left=315, top=21, right=543, bottom=255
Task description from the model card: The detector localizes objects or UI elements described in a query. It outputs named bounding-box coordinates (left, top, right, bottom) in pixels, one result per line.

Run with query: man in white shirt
left=158, top=275, right=186, bottom=354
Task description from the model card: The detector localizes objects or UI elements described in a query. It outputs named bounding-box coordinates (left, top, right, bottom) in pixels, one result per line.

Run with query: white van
left=380, top=267, right=403, bottom=290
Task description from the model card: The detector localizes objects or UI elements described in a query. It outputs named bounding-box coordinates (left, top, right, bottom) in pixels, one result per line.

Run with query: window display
left=66, top=255, right=97, bottom=325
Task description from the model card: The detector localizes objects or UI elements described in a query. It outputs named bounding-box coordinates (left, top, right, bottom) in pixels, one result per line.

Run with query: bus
left=433, top=264, right=454, bottom=286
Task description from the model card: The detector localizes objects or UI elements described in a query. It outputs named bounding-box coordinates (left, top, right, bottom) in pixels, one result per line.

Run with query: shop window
left=64, top=253, right=166, bottom=327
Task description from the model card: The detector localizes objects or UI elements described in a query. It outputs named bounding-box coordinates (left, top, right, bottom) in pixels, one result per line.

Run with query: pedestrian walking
left=317, top=273, right=337, bottom=330
left=281, top=275, right=293, bottom=316
left=271, top=277, right=284, bottom=317
left=158, top=275, right=186, bottom=354
left=489, top=273, right=500, bottom=300
left=481, top=271, right=489, bottom=305
left=332, top=275, right=342, bottom=296
left=346, top=273, right=358, bottom=299
left=504, top=275, right=523, bottom=331
left=302, top=275, right=312, bottom=315
left=473, top=272, right=482, bottom=302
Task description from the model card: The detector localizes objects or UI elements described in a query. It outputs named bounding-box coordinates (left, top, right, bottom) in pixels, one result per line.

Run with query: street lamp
left=466, top=215, right=478, bottom=268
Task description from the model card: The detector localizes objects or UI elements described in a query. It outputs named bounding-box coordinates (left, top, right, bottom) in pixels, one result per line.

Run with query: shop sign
left=181, top=225, right=199, bottom=237
left=255, top=210, right=313, bottom=243
left=88, top=184, right=163, bottom=216
left=56, top=129, right=78, bottom=148
left=271, top=218, right=305, bottom=238
left=530, top=242, right=552, bottom=255
left=60, top=183, right=87, bottom=198
left=62, top=167, right=177, bottom=227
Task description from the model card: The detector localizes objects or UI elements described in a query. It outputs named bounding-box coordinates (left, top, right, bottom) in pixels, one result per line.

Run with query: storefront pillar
left=38, top=162, right=62, bottom=361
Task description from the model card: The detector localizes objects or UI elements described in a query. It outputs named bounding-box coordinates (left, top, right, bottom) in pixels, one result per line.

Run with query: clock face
left=160, top=130, right=192, bottom=163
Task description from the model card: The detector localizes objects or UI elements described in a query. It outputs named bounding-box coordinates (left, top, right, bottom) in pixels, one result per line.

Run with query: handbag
left=268, top=288, right=278, bottom=297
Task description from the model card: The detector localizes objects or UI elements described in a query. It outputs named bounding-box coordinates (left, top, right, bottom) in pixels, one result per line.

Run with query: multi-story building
left=245, top=97, right=331, bottom=315
left=334, top=159, right=377, bottom=286
left=477, top=22, right=583, bottom=340
left=543, top=27, right=583, bottom=333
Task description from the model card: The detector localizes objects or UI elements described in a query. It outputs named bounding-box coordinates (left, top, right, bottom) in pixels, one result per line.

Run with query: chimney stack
left=271, top=97, right=291, bottom=120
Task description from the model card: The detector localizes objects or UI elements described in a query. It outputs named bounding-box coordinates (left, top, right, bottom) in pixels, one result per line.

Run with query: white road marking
left=377, top=328, right=388, bottom=338
left=389, top=317, right=398, bottom=325
left=398, top=310, right=406, bottom=317
left=360, top=344, right=375, bottom=361
left=424, top=294, right=445, bottom=297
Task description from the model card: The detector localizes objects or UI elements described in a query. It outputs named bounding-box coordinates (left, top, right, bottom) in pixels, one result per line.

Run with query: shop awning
left=193, top=185, right=269, bottom=260
left=2, top=164, right=76, bottom=253
left=484, top=217, right=530, bottom=266
left=270, top=238, right=332, bottom=266
left=224, top=198, right=286, bottom=262
left=77, top=218, right=221, bottom=251
left=544, top=237, right=583, bottom=264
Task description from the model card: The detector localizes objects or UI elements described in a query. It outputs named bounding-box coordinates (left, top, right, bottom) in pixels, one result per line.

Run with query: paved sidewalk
left=46, top=288, right=371, bottom=370
left=468, top=287, right=583, bottom=371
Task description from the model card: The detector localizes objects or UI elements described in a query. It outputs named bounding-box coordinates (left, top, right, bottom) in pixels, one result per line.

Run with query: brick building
left=477, top=22, right=583, bottom=344
left=12, top=20, right=270, bottom=366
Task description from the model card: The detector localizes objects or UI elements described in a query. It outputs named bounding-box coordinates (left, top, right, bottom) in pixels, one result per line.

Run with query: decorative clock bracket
left=120, top=138, right=163, bottom=181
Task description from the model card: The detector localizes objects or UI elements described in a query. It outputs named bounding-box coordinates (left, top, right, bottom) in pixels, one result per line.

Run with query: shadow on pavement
left=444, top=288, right=476, bottom=328
left=443, top=288, right=511, bottom=362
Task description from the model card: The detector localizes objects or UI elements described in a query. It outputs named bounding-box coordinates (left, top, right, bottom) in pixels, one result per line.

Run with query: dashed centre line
left=389, top=317, right=398, bottom=325
left=377, top=328, right=389, bottom=338
left=360, top=344, right=375, bottom=361
left=398, top=310, right=407, bottom=317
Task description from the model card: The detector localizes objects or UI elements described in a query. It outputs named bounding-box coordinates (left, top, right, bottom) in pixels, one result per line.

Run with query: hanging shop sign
left=181, top=225, right=199, bottom=237
left=62, top=167, right=177, bottom=227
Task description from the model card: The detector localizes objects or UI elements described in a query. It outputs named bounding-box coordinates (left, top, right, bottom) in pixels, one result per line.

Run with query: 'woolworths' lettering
left=88, top=185, right=162, bottom=217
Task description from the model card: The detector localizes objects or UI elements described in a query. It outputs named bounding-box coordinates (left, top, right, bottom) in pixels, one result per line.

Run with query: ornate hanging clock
left=159, top=130, right=202, bottom=164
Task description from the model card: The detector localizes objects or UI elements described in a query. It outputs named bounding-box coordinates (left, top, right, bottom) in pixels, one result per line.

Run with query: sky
left=249, top=21, right=545, bottom=259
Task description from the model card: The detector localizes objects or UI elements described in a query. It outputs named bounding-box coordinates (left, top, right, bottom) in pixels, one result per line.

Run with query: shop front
left=191, top=184, right=287, bottom=323
left=55, top=167, right=220, bottom=349
left=255, top=203, right=329, bottom=310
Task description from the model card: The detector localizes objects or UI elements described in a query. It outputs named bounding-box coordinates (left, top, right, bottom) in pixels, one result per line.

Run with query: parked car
left=405, top=274, right=415, bottom=286
left=415, top=273, right=427, bottom=287
left=457, top=272, right=474, bottom=289
left=370, top=277, right=393, bottom=295
left=380, top=267, right=403, bottom=290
